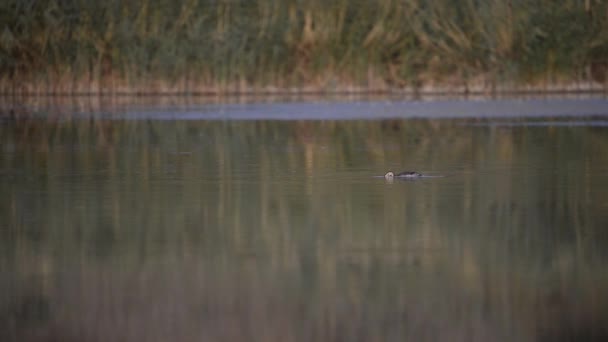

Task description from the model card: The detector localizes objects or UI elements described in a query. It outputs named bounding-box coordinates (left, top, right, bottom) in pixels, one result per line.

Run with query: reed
left=1, top=0, right=607, bottom=94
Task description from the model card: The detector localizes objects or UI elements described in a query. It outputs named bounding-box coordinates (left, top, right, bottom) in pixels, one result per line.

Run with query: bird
left=384, top=171, right=423, bottom=180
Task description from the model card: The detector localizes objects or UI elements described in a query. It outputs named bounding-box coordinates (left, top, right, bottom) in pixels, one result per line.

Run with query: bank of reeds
left=1, top=0, right=607, bottom=94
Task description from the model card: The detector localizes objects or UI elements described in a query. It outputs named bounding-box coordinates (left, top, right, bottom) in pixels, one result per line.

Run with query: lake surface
left=2, top=97, right=608, bottom=341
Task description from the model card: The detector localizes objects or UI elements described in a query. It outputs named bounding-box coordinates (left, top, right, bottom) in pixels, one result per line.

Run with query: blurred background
left=2, top=1, right=608, bottom=342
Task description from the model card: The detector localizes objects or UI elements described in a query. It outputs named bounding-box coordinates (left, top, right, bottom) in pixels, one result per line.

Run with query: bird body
left=384, top=171, right=423, bottom=179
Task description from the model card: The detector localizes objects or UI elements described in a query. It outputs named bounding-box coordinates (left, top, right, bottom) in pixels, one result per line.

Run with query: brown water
left=2, top=98, right=608, bottom=341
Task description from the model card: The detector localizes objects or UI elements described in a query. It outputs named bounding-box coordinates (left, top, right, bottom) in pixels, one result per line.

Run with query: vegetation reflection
left=2, top=116, right=608, bottom=341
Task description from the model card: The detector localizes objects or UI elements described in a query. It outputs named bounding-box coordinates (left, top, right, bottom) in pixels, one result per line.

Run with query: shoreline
left=2, top=71, right=606, bottom=98
left=1, top=82, right=606, bottom=97
left=2, top=77, right=606, bottom=120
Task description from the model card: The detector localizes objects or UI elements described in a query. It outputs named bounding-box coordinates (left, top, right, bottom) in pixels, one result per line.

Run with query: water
left=2, top=98, right=608, bottom=341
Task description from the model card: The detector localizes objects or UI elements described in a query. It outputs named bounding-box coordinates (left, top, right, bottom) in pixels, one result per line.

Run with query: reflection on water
left=2, top=105, right=608, bottom=341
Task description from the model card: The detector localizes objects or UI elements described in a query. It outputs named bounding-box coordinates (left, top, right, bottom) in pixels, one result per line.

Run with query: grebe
left=384, top=171, right=423, bottom=180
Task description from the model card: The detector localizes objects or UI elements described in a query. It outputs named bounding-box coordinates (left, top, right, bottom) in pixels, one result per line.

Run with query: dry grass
left=1, top=0, right=607, bottom=94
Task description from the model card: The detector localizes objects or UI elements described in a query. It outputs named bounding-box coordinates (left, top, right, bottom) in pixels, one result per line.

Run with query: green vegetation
left=1, top=0, right=608, bottom=93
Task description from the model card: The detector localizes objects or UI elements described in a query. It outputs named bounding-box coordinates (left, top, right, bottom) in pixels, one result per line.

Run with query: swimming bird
left=384, top=171, right=423, bottom=180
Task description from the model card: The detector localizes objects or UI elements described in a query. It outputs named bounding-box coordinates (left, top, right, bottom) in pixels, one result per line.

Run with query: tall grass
left=1, top=0, right=607, bottom=93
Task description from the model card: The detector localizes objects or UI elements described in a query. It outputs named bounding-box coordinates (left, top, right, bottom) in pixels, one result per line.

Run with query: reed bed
left=1, top=0, right=607, bottom=94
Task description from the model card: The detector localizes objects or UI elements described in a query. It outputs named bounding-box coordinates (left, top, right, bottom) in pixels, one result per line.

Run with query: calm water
left=2, top=98, right=608, bottom=341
